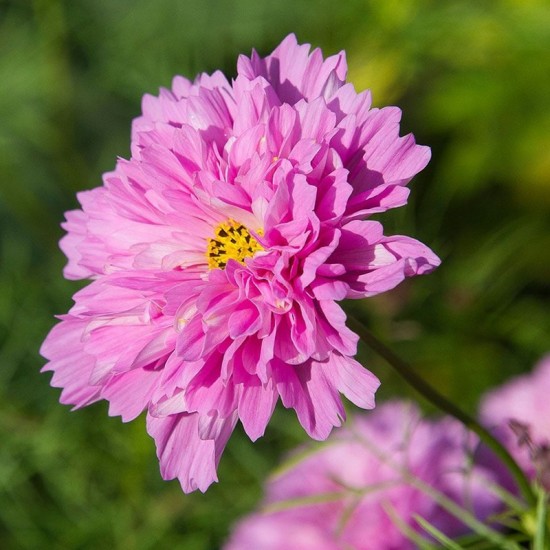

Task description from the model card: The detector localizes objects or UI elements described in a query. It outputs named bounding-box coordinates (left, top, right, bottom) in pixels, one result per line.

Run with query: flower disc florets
left=207, top=219, right=264, bottom=269
left=41, top=34, right=440, bottom=492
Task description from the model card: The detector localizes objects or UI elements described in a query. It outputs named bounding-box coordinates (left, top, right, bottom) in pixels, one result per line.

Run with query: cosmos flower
left=225, top=515, right=339, bottom=550
left=480, top=355, right=550, bottom=491
left=40, top=34, right=440, bottom=492
left=225, top=402, right=502, bottom=550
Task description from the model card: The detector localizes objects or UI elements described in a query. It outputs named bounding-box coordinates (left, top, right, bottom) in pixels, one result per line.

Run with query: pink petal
left=327, top=354, right=380, bottom=410
left=237, top=377, right=278, bottom=441
left=102, top=366, right=162, bottom=422
left=40, top=318, right=101, bottom=409
left=146, top=411, right=237, bottom=493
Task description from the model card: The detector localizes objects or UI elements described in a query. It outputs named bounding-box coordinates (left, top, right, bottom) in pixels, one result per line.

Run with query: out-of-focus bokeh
left=0, top=1, right=548, bottom=548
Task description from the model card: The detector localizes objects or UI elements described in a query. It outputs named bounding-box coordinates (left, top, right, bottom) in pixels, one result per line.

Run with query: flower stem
left=348, top=315, right=536, bottom=507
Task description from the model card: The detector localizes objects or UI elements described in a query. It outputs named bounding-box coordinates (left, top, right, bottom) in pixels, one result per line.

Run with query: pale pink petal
left=102, top=366, right=161, bottom=422
left=40, top=318, right=101, bottom=408
left=60, top=210, right=95, bottom=280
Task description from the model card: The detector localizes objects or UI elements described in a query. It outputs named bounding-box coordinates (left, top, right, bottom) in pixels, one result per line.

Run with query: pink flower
left=225, top=515, right=339, bottom=550
left=40, top=34, right=440, bottom=492
left=225, top=402, right=502, bottom=550
left=480, top=355, right=550, bottom=490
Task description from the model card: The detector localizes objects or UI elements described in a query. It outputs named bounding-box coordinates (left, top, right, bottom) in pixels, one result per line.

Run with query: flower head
left=41, top=34, right=440, bottom=492
left=480, top=355, right=550, bottom=490
left=225, top=402, right=501, bottom=549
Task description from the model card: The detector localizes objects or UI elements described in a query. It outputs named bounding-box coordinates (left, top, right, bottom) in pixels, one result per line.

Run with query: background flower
left=225, top=401, right=502, bottom=550
left=40, top=34, right=438, bottom=493
left=480, top=354, right=550, bottom=490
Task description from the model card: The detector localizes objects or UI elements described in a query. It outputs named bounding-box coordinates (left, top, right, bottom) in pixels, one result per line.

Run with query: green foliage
left=0, top=0, right=548, bottom=547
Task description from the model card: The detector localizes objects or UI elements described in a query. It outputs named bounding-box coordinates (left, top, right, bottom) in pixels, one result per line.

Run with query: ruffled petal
left=40, top=318, right=101, bottom=408
left=146, top=411, right=237, bottom=493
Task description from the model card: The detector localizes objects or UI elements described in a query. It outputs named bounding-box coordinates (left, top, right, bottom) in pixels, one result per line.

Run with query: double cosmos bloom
left=41, top=35, right=440, bottom=492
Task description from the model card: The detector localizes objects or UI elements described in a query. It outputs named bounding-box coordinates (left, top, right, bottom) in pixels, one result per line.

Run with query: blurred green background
left=1, top=0, right=549, bottom=548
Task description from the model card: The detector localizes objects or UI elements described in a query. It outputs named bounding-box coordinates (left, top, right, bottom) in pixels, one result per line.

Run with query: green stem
left=348, top=315, right=536, bottom=507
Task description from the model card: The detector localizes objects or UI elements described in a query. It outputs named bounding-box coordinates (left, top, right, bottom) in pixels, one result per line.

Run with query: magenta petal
left=147, top=411, right=237, bottom=493
left=273, top=359, right=344, bottom=441
left=354, top=259, right=409, bottom=297
left=102, top=367, right=161, bottom=422
left=328, top=354, right=380, bottom=410
left=237, top=378, right=278, bottom=441
left=381, top=235, right=441, bottom=275
left=300, top=360, right=346, bottom=439
left=273, top=360, right=314, bottom=430
left=185, top=373, right=237, bottom=420
left=176, top=315, right=206, bottom=360
left=228, top=302, right=261, bottom=338
left=317, top=300, right=358, bottom=357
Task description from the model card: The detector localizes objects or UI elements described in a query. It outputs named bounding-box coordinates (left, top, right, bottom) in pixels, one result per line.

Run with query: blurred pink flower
left=480, top=354, right=550, bottom=490
left=40, top=34, right=439, bottom=492
left=225, top=515, right=339, bottom=550
left=225, top=402, right=502, bottom=550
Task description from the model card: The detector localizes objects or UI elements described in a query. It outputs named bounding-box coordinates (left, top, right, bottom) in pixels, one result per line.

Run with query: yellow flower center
left=207, top=219, right=264, bottom=269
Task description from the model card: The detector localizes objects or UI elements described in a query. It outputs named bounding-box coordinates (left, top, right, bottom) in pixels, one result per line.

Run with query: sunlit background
left=1, top=1, right=549, bottom=548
